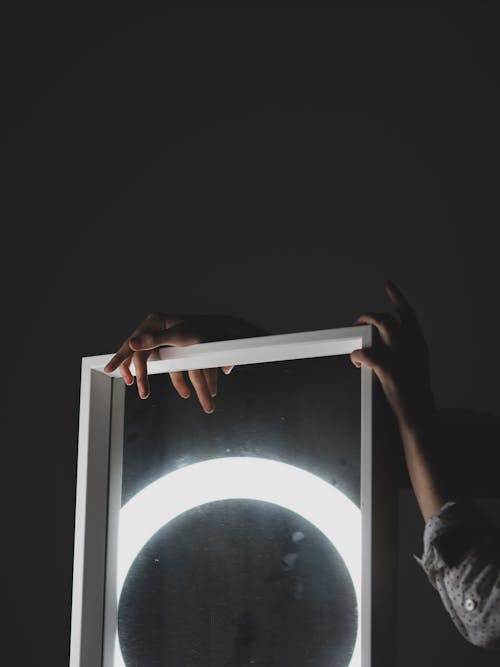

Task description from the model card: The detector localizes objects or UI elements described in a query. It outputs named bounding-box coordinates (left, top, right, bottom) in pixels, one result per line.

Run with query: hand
left=104, top=313, right=266, bottom=413
left=350, top=281, right=436, bottom=429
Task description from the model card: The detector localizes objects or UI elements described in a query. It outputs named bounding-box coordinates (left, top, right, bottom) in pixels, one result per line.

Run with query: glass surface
left=118, top=354, right=361, bottom=666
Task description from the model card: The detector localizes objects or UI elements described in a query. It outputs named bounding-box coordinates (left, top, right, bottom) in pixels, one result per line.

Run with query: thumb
left=350, top=348, right=386, bottom=375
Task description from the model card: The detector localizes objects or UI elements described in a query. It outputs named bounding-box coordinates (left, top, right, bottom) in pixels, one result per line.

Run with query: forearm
left=398, top=411, right=449, bottom=522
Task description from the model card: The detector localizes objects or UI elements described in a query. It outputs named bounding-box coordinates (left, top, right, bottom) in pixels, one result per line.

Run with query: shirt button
left=465, top=598, right=476, bottom=611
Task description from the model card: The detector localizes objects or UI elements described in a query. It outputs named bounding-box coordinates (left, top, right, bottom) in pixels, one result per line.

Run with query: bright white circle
left=115, top=457, right=361, bottom=667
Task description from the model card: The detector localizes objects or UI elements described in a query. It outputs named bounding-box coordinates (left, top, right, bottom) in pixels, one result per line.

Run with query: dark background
left=4, top=2, right=499, bottom=666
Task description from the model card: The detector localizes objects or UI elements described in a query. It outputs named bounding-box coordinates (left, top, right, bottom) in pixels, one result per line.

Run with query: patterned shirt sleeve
left=414, top=500, right=500, bottom=650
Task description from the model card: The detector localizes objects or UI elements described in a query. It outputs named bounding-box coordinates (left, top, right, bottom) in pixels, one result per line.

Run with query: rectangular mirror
left=70, top=326, right=391, bottom=667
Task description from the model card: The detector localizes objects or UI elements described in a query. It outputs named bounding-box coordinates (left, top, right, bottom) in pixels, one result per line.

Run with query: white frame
left=70, top=325, right=374, bottom=667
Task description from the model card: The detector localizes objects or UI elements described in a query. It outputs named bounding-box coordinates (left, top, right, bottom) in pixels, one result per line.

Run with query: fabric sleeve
left=414, top=500, right=500, bottom=650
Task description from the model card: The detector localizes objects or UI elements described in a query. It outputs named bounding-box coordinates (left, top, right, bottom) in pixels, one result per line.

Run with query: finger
left=188, top=369, right=214, bottom=414
left=104, top=343, right=133, bottom=373
left=119, top=357, right=134, bottom=386
left=384, top=279, right=408, bottom=308
left=221, top=365, right=234, bottom=375
left=385, top=280, right=422, bottom=333
left=169, top=371, right=191, bottom=399
left=133, top=351, right=151, bottom=399
left=129, top=321, right=204, bottom=351
left=353, top=312, right=399, bottom=346
left=350, top=348, right=386, bottom=376
left=203, top=368, right=218, bottom=398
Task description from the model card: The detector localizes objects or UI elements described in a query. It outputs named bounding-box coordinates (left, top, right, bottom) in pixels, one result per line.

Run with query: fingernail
left=140, top=390, right=149, bottom=399
left=211, top=391, right=217, bottom=398
left=130, top=336, right=140, bottom=347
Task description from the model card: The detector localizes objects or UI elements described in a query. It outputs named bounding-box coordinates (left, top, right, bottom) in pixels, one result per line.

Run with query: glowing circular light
left=115, top=457, right=361, bottom=667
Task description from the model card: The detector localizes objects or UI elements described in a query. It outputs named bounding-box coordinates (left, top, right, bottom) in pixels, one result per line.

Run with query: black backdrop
left=4, top=3, right=500, bottom=666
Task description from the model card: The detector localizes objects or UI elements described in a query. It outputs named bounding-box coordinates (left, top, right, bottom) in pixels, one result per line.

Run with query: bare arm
left=397, top=416, right=447, bottom=522
left=351, top=282, right=500, bottom=650
left=351, top=280, right=447, bottom=521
